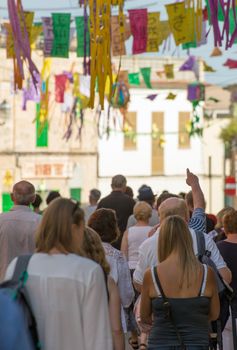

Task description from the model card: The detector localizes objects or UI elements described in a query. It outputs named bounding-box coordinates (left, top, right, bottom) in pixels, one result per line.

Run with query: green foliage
left=219, top=119, right=237, bottom=144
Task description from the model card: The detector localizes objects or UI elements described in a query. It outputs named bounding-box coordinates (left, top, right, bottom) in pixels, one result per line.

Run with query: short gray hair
left=111, top=175, right=127, bottom=189
left=12, top=181, right=36, bottom=206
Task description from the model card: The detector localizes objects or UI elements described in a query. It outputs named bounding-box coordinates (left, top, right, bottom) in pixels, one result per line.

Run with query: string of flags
left=3, top=0, right=235, bottom=142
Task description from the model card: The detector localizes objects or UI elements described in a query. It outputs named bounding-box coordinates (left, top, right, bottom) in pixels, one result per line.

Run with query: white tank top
left=127, top=226, right=152, bottom=269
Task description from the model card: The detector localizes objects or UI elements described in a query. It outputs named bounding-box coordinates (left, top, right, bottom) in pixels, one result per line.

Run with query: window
left=123, top=112, right=137, bottom=150
left=151, top=112, right=164, bottom=175
left=178, top=112, right=190, bottom=149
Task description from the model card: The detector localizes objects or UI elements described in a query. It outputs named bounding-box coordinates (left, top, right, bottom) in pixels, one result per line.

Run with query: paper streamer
left=55, top=74, right=68, bottom=103
left=75, top=16, right=90, bottom=58
left=146, top=12, right=160, bottom=52
left=128, top=9, right=148, bottom=54
left=51, top=13, right=71, bottom=58
left=128, top=73, right=140, bottom=86
left=166, top=2, right=191, bottom=45
left=140, top=67, right=152, bottom=89
left=111, top=16, right=126, bottom=56
left=42, top=17, right=54, bottom=57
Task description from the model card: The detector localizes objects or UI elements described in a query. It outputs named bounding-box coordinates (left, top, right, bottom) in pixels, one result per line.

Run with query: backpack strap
left=195, top=230, right=206, bottom=257
left=12, top=255, right=32, bottom=283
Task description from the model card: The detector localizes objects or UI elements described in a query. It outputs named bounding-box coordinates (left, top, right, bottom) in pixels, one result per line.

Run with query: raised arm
left=186, top=168, right=205, bottom=210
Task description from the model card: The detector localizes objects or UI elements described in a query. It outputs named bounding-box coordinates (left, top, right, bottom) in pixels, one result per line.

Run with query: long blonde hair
left=36, top=198, right=84, bottom=254
left=82, top=227, right=110, bottom=275
left=158, top=215, right=199, bottom=288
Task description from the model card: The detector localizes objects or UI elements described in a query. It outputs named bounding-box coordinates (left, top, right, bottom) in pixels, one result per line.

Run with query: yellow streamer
left=89, top=0, right=113, bottom=109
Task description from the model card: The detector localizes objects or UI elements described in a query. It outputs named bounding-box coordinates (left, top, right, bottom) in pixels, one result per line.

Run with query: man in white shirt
left=133, top=169, right=232, bottom=291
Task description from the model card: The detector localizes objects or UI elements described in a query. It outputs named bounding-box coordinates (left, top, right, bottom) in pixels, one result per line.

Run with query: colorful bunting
left=88, top=0, right=113, bottom=109
left=223, top=59, right=237, bottom=69
left=165, top=2, right=191, bottom=45
left=75, top=16, right=90, bottom=58
left=140, top=67, right=152, bottom=89
left=146, top=12, right=160, bottom=53
left=203, top=61, right=216, bottom=72
left=146, top=94, right=158, bottom=101
left=7, top=1, right=39, bottom=89
left=210, top=47, right=222, bottom=56
left=42, top=17, right=54, bottom=57
left=22, top=73, right=40, bottom=110
left=128, top=73, right=140, bottom=86
left=111, top=16, right=126, bottom=56
left=51, top=13, right=71, bottom=58
left=164, top=64, right=174, bottom=79
left=55, top=74, right=68, bottom=103
left=166, top=92, right=176, bottom=100
left=128, top=9, right=148, bottom=54
left=179, top=56, right=196, bottom=71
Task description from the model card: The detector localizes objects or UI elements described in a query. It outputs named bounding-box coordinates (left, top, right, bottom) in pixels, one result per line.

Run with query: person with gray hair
left=84, top=188, right=101, bottom=223
left=0, top=180, right=41, bottom=280
left=97, top=175, right=135, bottom=249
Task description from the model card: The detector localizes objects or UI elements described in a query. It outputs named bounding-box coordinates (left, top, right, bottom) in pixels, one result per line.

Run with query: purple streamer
left=7, top=0, right=39, bottom=87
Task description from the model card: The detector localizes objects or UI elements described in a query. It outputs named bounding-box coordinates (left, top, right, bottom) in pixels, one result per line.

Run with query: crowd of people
left=0, top=169, right=236, bottom=350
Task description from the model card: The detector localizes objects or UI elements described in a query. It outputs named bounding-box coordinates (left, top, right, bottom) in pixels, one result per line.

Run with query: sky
left=0, top=0, right=237, bottom=87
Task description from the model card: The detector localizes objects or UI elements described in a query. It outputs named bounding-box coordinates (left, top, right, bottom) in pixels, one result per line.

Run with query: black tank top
left=148, top=265, right=210, bottom=350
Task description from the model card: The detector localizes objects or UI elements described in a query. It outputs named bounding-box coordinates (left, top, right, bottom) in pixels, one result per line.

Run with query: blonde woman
left=121, top=201, right=152, bottom=349
left=140, top=215, right=219, bottom=350
left=121, top=201, right=152, bottom=270
left=5, top=198, right=112, bottom=350
left=83, top=227, right=125, bottom=350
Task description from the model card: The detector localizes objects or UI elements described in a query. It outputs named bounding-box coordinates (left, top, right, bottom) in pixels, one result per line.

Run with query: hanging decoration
left=164, top=64, right=174, bottom=79
left=51, top=13, right=71, bottom=58
left=128, top=73, right=140, bottom=86
left=140, top=67, right=152, bottom=89
left=88, top=0, right=113, bottom=109
left=146, top=12, right=160, bottom=53
left=187, top=82, right=205, bottom=136
left=75, top=16, right=90, bottom=58
left=128, top=9, right=148, bottom=54
left=7, top=0, right=39, bottom=89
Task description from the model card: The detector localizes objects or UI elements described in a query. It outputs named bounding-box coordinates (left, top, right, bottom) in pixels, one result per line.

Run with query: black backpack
left=195, top=230, right=236, bottom=350
left=0, top=255, right=40, bottom=350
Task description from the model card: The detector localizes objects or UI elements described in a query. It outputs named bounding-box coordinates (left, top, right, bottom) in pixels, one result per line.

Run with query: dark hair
left=90, top=189, right=101, bottom=201
left=88, top=208, right=120, bottom=243
left=125, top=186, right=134, bottom=198
left=32, top=193, right=43, bottom=209
left=46, top=191, right=61, bottom=205
left=223, top=210, right=237, bottom=234
left=156, top=192, right=179, bottom=210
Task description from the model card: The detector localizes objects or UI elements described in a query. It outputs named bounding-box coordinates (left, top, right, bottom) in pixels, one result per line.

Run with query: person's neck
left=135, top=220, right=149, bottom=227
left=89, top=201, right=97, bottom=206
left=225, top=233, right=237, bottom=243
left=48, top=246, right=69, bottom=254
left=112, top=188, right=123, bottom=192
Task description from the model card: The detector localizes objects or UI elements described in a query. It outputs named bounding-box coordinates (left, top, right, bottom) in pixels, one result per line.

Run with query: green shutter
left=36, top=103, right=48, bottom=147
left=2, top=193, right=13, bottom=212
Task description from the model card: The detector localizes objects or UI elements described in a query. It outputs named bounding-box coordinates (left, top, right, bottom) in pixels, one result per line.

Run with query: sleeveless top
left=148, top=265, right=210, bottom=350
left=127, top=226, right=151, bottom=269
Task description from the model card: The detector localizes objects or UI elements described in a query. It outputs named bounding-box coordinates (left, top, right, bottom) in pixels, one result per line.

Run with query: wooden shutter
left=151, top=112, right=164, bottom=175
left=178, top=112, right=190, bottom=149
left=124, top=112, right=137, bottom=150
